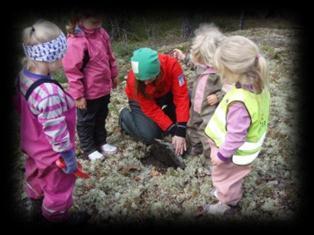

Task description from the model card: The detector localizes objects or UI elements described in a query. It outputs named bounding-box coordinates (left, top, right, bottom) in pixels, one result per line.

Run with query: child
left=62, top=12, right=118, bottom=161
left=16, top=20, right=87, bottom=222
left=171, top=24, right=226, bottom=158
left=203, top=35, right=271, bottom=214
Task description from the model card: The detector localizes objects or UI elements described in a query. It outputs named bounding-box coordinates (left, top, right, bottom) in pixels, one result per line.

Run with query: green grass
left=53, top=70, right=67, bottom=83
left=112, top=41, right=142, bottom=59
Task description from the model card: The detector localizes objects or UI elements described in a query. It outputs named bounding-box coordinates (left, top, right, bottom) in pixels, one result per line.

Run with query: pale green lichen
left=14, top=28, right=301, bottom=224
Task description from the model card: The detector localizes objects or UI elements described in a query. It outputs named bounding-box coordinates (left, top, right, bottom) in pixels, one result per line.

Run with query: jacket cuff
left=174, top=122, right=187, bottom=137
left=60, top=149, right=75, bottom=161
left=217, top=152, right=231, bottom=162
left=166, top=123, right=176, bottom=136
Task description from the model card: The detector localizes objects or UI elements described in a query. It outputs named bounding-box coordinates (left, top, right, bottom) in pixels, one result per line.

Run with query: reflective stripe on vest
left=205, top=85, right=270, bottom=165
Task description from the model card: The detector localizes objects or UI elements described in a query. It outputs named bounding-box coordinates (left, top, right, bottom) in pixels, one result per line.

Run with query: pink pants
left=25, top=156, right=76, bottom=222
left=209, top=143, right=252, bottom=206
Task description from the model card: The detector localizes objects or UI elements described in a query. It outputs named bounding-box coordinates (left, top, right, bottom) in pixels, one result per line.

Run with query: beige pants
left=209, top=141, right=252, bottom=206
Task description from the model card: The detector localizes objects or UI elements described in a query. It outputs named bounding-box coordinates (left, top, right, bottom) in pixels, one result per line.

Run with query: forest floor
left=13, top=26, right=302, bottom=226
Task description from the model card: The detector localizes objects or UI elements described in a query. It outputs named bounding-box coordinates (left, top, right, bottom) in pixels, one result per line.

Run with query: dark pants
left=77, top=95, right=110, bottom=155
left=119, top=93, right=176, bottom=145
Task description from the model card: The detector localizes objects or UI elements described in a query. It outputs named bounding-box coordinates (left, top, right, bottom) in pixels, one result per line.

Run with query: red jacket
left=125, top=54, right=190, bottom=131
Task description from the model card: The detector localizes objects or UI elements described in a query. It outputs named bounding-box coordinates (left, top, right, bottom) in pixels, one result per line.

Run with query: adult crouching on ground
left=119, top=48, right=190, bottom=156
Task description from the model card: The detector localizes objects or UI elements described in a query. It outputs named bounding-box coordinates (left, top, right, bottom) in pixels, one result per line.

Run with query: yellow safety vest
left=205, top=85, right=270, bottom=165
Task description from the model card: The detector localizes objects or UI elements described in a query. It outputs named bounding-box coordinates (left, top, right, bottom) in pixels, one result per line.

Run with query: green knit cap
left=131, top=48, right=160, bottom=81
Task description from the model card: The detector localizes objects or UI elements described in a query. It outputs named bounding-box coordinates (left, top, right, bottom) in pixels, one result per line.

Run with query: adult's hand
left=172, top=135, right=187, bottom=156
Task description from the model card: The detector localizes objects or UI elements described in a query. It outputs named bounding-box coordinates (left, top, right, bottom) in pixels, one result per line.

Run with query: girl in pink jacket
left=63, top=12, right=118, bottom=161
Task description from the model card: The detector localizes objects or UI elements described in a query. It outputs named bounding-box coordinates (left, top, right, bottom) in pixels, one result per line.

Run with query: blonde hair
left=190, top=23, right=225, bottom=67
left=214, top=35, right=268, bottom=92
left=22, top=20, right=63, bottom=68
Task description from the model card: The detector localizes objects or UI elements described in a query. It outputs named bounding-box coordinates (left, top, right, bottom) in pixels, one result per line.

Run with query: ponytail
left=256, top=55, right=269, bottom=90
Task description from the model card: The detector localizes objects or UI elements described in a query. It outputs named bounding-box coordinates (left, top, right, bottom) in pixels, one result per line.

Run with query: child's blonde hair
left=190, top=23, right=225, bottom=67
left=22, top=20, right=63, bottom=68
left=214, top=35, right=268, bottom=92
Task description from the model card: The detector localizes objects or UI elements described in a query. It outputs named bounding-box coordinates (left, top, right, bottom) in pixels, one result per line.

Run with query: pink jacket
left=62, top=26, right=118, bottom=100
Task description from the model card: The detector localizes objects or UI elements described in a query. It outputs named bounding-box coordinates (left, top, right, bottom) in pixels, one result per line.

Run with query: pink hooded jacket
left=62, top=26, right=118, bottom=100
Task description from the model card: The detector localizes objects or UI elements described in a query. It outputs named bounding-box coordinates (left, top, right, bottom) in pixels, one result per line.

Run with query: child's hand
left=169, top=49, right=185, bottom=61
left=76, top=97, right=86, bottom=109
left=207, top=94, right=218, bottom=106
left=60, top=150, right=78, bottom=174
left=112, top=77, right=118, bottom=89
